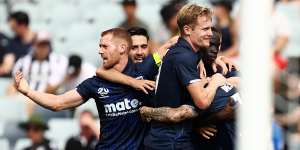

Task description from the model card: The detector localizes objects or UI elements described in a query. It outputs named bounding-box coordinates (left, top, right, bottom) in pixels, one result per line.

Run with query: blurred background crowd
left=0, top=0, right=300, bottom=149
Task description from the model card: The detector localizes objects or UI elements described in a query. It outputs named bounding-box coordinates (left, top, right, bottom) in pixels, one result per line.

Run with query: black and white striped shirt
left=13, top=53, right=68, bottom=92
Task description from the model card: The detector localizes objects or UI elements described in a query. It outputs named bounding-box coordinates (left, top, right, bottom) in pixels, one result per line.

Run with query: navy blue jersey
left=195, top=70, right=240, bottom=150
left=144, top=37, right=201, bottom=149
left=76, top=56, right=157, bottom=150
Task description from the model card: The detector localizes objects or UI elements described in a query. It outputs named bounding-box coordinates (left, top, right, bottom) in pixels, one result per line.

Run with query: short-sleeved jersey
left=76, top=56, right=157, bottom=150
left=144, top=37, right=201, bottom=149
left=195, top=69, right=240, bottom=150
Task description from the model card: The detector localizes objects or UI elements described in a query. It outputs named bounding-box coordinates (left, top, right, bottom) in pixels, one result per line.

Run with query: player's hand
left=213, top=56, right=239, bottom=75
left=130, top=79, right=155, bottom=94
left=14, top=71, right=30, bottom=95
left=222, top=97, right=236, bottom=120
left=198, top=60, right=206, bottom=79
left=157, top=35, right=179, bottom=58
left=196, top=125, right=217, bottom=139
left=211, top=73, right=226, bottom=87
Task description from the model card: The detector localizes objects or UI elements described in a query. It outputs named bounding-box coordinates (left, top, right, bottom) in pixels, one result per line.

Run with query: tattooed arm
left=140, top=105, right=199, bottom=123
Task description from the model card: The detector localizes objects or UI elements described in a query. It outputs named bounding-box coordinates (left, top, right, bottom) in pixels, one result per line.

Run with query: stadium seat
left=276, top=2, right=300, bottom=57
left=0, top=97, right=28, bottom=122
left=0, top=138, right=10, bottom=150
left=0, top=4, right=7, bottom=24
left=14, top=138, right=31, bottom=150
left=33, top=105, right=72, bottom=122
left=46, top=118, right=79, bottom=149
left=0, top=121, right=4, bottom=137
left=11, top=2, right=41, bottom=22
left=3, top=121, right=26, bottom=148
left=74, top=100, right=98, bottom=119
left=0, top=78, right=10, bottom=96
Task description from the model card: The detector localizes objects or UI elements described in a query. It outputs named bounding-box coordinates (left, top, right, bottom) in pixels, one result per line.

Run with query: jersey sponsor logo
left=104, top=98, right=142, bottom=117
left=98, top=87, right=109, bottom=98
left=220, top=84, right=234, bottom=93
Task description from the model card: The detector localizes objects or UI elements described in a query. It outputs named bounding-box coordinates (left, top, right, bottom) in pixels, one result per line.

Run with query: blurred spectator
left=271, top=1, right=290, bottom=73
left=154, top=0, right=186, bottom=44
left=0, top=31, right=14, bottom=77
left=7, top=11, right=36, bottom=62
left=65, top=111, right=99, bottom=150
left=211, top=0, right=239, bottom=57
left=8, top=31, right=67, bottom=95
left=63, top=54, right=96, bottom=91
left=52, top=54, right=96, bottom=93
left=19, top=114, right=57, bottom=150
left=118, top=0, right=148, bottom=30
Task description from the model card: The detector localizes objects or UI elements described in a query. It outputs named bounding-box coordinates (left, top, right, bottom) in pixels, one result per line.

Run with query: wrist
left=128, top=78, right=136, bottom=87
left=24, top=88, right=32, bottom=97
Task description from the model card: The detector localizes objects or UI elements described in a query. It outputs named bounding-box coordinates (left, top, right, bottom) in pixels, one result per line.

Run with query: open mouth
left=134, top=57, right=144, bottom=62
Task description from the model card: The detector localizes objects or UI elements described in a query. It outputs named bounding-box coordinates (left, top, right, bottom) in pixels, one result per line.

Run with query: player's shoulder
left=81, top=76, right=101, bottom=84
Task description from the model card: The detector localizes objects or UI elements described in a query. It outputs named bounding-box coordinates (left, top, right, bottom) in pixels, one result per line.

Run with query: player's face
left=129, top=35, right=149, bottom=63
left=99, top=34, right=121, bottom=69
left=190, top=16, right=213, bottom=49
left=8, top=19, right=21, bottom=35
left=205, top=43, right=220, bottom=64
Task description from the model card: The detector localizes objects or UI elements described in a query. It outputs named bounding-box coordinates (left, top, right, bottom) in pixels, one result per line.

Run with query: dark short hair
left=8, top=11, right=30, bottom=26
left=160, top=0, right=187, bottom=26
left=127, top=27, right=149, bottom=41
left=121, top=0, right=136, bottom=6
left=101, top=28, right=132, bottom=49
left=68, top=54, right=82, bottom=69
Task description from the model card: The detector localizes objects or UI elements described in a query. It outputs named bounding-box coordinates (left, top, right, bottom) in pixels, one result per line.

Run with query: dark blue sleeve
left=174, top=54, right=200, bottom=86
left=225, top=69, right=239, bottom=78
left=136, top=55, right=158, bottom=80
left=76, top=78, right=93, bottom=101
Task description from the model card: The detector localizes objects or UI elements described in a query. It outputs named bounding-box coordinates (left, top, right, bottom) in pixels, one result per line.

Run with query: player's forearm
left=226, top=77, right=240, bottom=88
left=25, top=89, right=66, bottom=111
left=195, top=108, right=235, bottom=127
left=198, top=81, right=220, bottom=109
left=96, top=67, right=135, bottom=87
left=140, top=105, right=198, bottom=123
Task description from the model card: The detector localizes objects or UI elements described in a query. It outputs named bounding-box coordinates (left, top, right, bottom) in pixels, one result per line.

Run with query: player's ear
left=119, top=43, right=127, bottom=54
left=183, top=25, right=192, bottom=36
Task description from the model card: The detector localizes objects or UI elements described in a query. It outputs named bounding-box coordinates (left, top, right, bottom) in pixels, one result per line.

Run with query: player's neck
left=182, top=36, right=199, bottom=52
left=113, top=55, right=129, bottom=72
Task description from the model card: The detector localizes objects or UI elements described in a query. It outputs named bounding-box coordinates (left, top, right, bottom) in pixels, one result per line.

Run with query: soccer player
left=141, top=27, right=240, bottom=150
left=14, top=28, right=158, bottom=150
left=142, top=4, right=227, bottom=149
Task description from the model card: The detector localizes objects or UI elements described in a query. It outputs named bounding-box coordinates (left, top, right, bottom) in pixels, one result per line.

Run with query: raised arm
left=155, top=35, right=179, bottom=59
left=14, top=71, right=85, bottom=111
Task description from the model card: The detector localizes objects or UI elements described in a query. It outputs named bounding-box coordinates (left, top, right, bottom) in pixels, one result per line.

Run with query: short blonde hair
left=177, top=4, right=212, bottom=34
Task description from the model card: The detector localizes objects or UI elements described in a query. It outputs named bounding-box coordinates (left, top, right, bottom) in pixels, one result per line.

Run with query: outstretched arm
left=140, top=105, right=198, bottom=123
left=14, top=71, right=85, bottom=111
